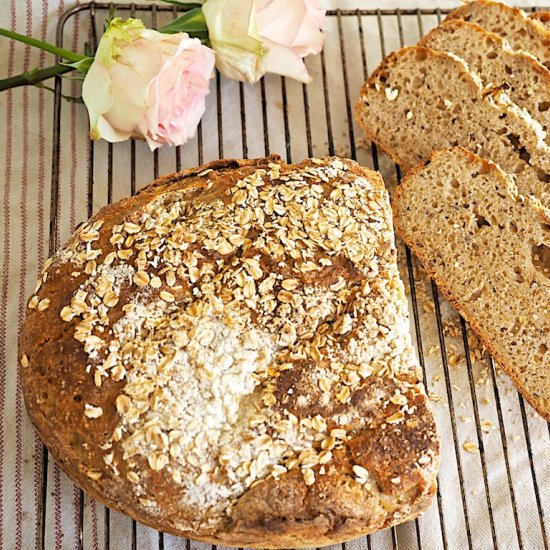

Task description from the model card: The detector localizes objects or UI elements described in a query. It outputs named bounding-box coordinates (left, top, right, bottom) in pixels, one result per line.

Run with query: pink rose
left=82, top=18, right=215, bottom=150
left=257, top=0, right=326, bottom=83
left=202, top=0, right=326, bottom=84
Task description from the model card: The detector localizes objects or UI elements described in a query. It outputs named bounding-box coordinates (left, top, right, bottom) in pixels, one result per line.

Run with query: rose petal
left=96, top=116, right=132, bottom=143
left=253, top=0, right=325, bottom=81
left=141, top=34, right=214, bottom=149
left=203, top=0, right=266, bottom=83
left=256, top=0, right=305, bottom=48
left=82, top=61, right=116, bottom=140
left=261, top=38, right=312, bottom=83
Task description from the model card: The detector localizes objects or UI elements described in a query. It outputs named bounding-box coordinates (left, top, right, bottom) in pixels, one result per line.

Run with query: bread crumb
left=448, top=353, right=463, bottom=367
left=480, top=420, right=494, bottom=433
left=463, top=441, right=479, bottom=453
left=422, top=301, right=435, bottom=314
left=443, top=319, right=460, bottom=339
left=428, top=345, right=439, bottom=355
left=429, top=392, right=441, bottom=402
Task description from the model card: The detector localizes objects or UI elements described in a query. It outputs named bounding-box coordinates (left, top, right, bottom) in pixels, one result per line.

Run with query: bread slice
left=393, top=147, right=550, bottom=420
left=446, top=0, right=550, bottom=68
left=531, top=11, right=550, bottom=31
left=19, top=155, right=439, bottom=547
left=354, top=46, right=550, bottom=205
left=419, top=20, right=550, bottom=146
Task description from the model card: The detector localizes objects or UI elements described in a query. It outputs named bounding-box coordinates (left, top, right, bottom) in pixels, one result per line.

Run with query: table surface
left=1, top=2, right=549, bottom=550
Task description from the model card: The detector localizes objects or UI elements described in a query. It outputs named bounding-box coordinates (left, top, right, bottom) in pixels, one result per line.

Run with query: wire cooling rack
left=41, top=3, right=550, bottom=549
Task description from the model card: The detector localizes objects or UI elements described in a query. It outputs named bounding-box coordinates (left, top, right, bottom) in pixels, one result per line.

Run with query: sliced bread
left=354, top=46, right=550, bottom=205
left=531, top=12, right=550, bottom=31
left=446, top=0, right=550, bottom=68
left=393, top=146, right=550, bottom=420
left=419, top=19, right=550, bottom=146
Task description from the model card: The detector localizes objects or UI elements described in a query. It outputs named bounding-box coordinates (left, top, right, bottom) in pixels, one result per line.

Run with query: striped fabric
left=0, top=1, right=549, bottom=549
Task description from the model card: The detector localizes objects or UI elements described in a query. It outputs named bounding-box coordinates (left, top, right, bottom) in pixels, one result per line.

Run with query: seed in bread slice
left=393, top=146, right=550, bottom=420
left=354, top=46, right=550, bottom=205
left=446, top=0, right=550, bottom=68
left=420, top=19, right=550, bottom=147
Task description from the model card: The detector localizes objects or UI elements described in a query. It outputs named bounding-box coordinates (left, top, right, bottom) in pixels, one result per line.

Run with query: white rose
left=82, top=18, right=215, bottom=150
left=202, top=0, right=326, bottom=84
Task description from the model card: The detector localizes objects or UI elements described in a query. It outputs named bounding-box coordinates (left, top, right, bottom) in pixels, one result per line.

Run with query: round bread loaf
left=19, top=155, right=439, bottom=548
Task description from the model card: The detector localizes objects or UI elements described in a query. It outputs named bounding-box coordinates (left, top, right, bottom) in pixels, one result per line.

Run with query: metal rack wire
left=42, top=3, right=550, bottom=549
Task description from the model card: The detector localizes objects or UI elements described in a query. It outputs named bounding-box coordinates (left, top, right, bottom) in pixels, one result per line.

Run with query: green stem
left=34, top=82, right=84, bottom=103
left=0, top=63, right=75, bottom=92
left=160, top=7, right=207, bottom=35
left=0, top=28, right=86, bottom=62
left=150, top=0, right=203, bottom=8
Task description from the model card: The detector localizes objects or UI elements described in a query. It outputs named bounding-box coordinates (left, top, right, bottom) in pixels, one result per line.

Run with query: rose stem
left=0, top=27, right=86, bottom=62
left=0, top=64, right=75, bottom=92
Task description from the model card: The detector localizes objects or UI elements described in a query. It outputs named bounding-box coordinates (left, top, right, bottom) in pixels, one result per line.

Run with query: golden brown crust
left=418, top=19, right=550, bottom=145
left=447, top=0, right=548, bottom=32
left=20, top=155, right=439, bottom=546
left=531, top=11, right=550, bottom=30
left=393, top=147, right=550, bottom=421
left=446, top=0, right=550, bottom=67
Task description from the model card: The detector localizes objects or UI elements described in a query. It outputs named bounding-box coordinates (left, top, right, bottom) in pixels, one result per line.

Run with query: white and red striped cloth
left=1, top=1, right=549, bottom=549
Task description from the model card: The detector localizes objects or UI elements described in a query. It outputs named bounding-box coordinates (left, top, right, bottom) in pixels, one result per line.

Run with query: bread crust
left=393, top=147, right=550, bottom=421
left=355, top=44, right=550, bottom=209
left=354, top=45, right=505, bottom=171
left=446, top=0, right=550, bottom=68
left=531, top=12, right=550, bottom=31
left=418, top=19, right=550, bottom=146
left=20, top=155, right=439, bottom=547
left=353, top=46, right=522, bottom=170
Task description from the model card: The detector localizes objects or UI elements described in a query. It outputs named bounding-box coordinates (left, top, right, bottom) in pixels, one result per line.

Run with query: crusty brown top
left=19, top=155, right=439, bottom=547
